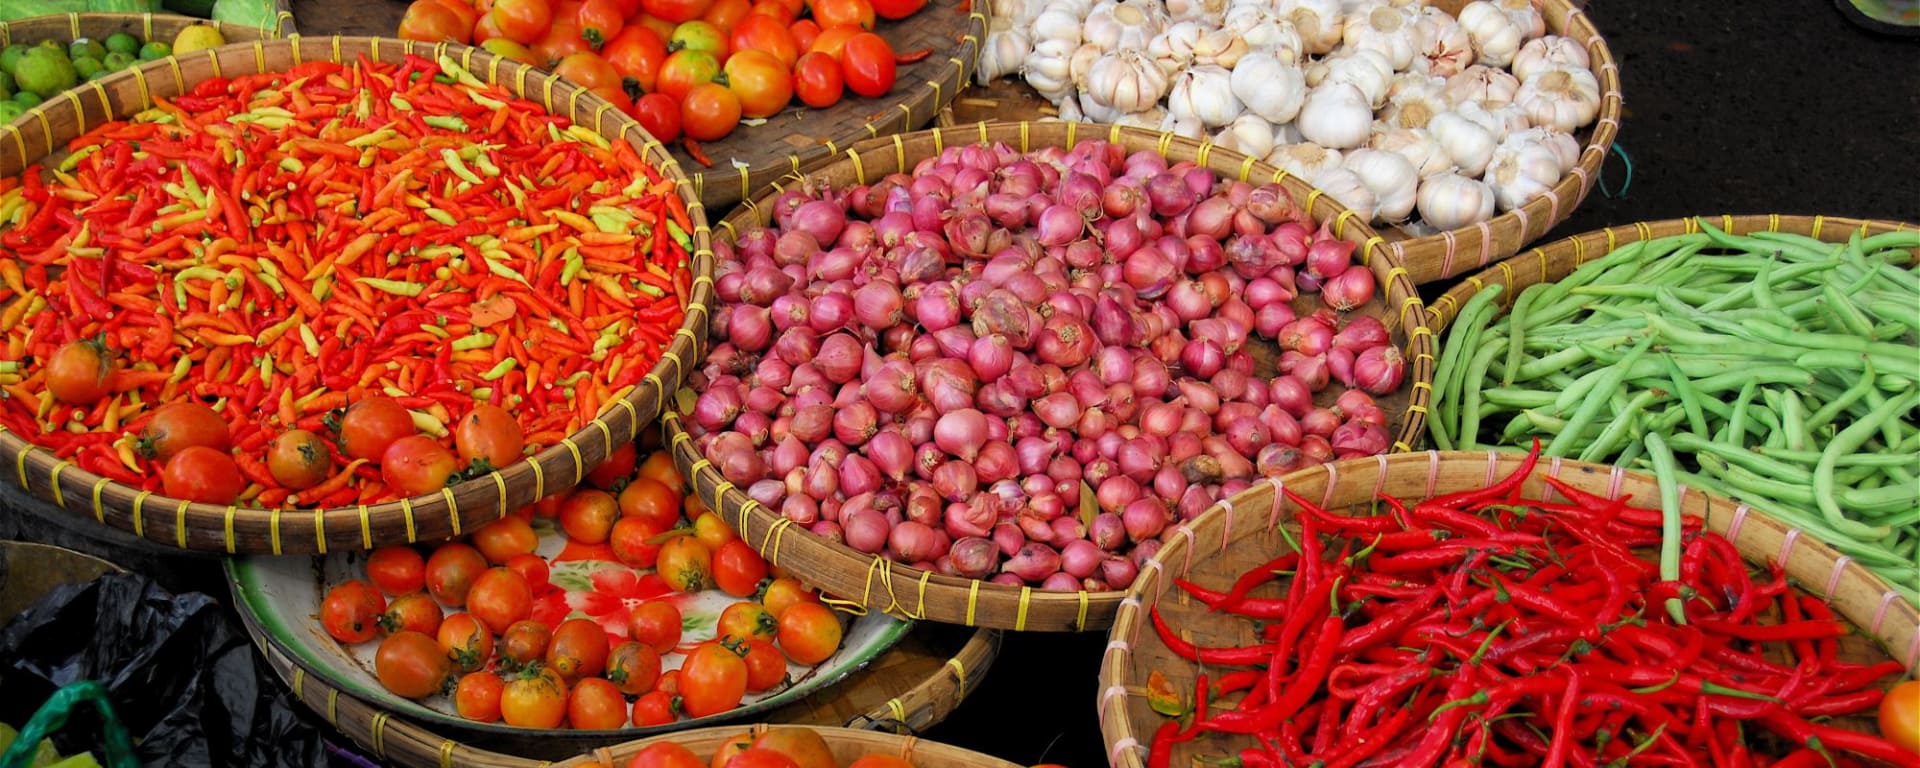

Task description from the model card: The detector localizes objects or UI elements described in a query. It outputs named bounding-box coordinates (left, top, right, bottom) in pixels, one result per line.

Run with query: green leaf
left=1146, top=670, right=1186, bottom=717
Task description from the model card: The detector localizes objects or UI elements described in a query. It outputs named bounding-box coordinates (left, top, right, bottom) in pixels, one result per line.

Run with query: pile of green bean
left=1431, top=222, right=1920, bottom=603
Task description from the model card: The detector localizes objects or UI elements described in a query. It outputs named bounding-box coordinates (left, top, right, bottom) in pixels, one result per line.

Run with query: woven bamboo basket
left=0, top=8, right=296, bottom=47
left=0, top=37, right=713, bottom=554
left=248, top=620, right=1001, bottom=767
left=552, top=725, right=1023, bottom=768
left=668, top=120, right=1436, bottom=632
left=0, top=539, right=124, bottom=619
left=944, top=0, right=1621, bottom=284
left=1098, top=451, right=1920, bottom=767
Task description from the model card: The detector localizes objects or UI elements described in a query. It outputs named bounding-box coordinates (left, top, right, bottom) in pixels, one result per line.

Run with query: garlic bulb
left=1032, top=3, right=1085, bottom=47
left=1485, top=134, right=1562, bottom=211
left=1388, top=71, right=1446, bottom=103
left=1341, top=5, right=1416, bottom=71
left=1083, top=0, right=1165, bottom=53
left=1147, top=21, right=1204, bottom=76
left=1456, top=1, right=1524, bottom=68
left=1296, top=82, right=1374, bottom=149
left=1024, top=38, right=1080, bottom=103
left=1055, top=95, right=1087, bottom=122
left=1308, top=49, right=1394, bottom=108
left=992, top=0, right=1051, bottom=22
left=1223, top=3, right=1306, bottom=63
left=977, top=24, right=1035, bottom=85
left=1512, top=35, right=1589, bottom=82
left=1267, top=142, right=1344, bottom=180
left=1230, top=51, right=1307, bottom=124
left=1507, top=127, right=1579, bottom=174
left=1164, top=0, right=1228, bottom=24
left=1369, top=127, right=1453, bottom=177
left=1453, top=99, right=1530, bottom=141
left=1308, top=167, right=1378, bottom=222
left=1280, top=0, right=1345, bottom=55
left=1513, top=66, right=1601, bottom=133
left=1496, top=0, right=1546, bottom=40
left=1191, top=26, right=1250, bottom=68
left=1272, top=121, right=1305, bottom=145
left=1160, top=111, right=1207, bottom=139
left=1343, top=148, right=1418, bottom=221
left=1415, top=172, right=1496, bottom=229
left=1381, top=81, right=1447, bottom=129
left=1444, top=65, right=1521, bottom=107
left=1427, top=110, right=1497, bottom=176
left=1411, top=7, right=1474, bottom=77
left=1214, top=114, right=1279, bottom=160
left=1083, top=48, right=1171, bottom=114
left=1167, top=65, right=1242, bottom=127
left=1078, top=92, right=1132, bottom=124
left=1113, top=107, right=1169, bottom=129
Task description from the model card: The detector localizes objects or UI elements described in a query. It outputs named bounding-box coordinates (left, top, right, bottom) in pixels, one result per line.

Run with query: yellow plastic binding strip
left=90, top=478, right=109, bottom=524
left=269, top=507, right=283, bottom=556
left=965, top=580, right=980, bottom=626
left=175, top=499, right=192, bottom=549
left=945, top=656, right=968, bottom=695
left=224, top=505, right=238, bottom=554
left=402, top=497, right=418, bottom=541
left=314, top=509, right=328, bottom=555
left=358, top=505, right=373, bottom=550
left=529, top=454, right=547, bottom=501
left=49, top=460, right=69, bottom=508
left=1075, top=590, right=1089, bottom=632
left=439, top=741, right=456, bottom=768
left=1014, top=586, right=1032, bottom=631
left=132, top=490, right=152, bottom=539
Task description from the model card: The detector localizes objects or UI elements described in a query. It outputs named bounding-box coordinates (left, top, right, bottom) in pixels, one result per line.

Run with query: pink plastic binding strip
left=1218, top=497, right=1236, bottom=554
left=1869, top=591, right=1900, bottom=635
left=1824, top=556, right=1851, bottom=599
left=1424, top=451, right=1441, bottom=499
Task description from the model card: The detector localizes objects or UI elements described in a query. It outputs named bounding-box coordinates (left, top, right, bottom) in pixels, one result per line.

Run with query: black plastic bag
left=0, top=571, right=327, bottom=768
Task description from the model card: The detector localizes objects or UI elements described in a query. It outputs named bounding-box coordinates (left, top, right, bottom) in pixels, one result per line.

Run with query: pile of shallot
left=686, top=140, right=1409, bottom=591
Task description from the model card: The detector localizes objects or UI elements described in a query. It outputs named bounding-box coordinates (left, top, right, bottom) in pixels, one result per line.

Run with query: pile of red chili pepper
left=1146, top=446, right=1911, bottom=768
left=0, top=52, right=691, bottom=508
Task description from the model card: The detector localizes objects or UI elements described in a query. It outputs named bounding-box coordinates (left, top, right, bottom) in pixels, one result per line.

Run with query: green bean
left=1813, top=390, right=1918, bottom=540
left=1543, top=336, right=1653, bottom=458
left=1858, top=230, right=1920, bottom=254
left=1805, top=358, right=1878, bottom=434
left=1643, top=432, right=1687, bottom=624
left=1578, top=390, right=1661, bottom=463
left=1666, top=432, right=1812, bottom=484
left=1746, top=230, right=1846, bottom=263
left=1863, top=293, right=1920, bottom=332
left=1480, top=388, right=1559, bottom=409
left=1511, top=340, right=1622, bottom=382
left=1672, top=368, right=1816, bottom=395
left=1551, top=362, right=1615, bottom=416
left=1778, top=389, right=1809, bottom=452
left=1433, top=284, right=1505, bottom=450
left=1860, top=385, right=1908, bottom=450
left=1458, top=335, right=1508, bottom=449
left=1658, top=355, right=1710, bottom=438
left=1501, top=287, right=1534, bottom=388
left=1571, top=284, right=1723, bottom=305
left=1720, top=380, right=1759, bottom=445
left=1751, top=444, right=1920, bottom=467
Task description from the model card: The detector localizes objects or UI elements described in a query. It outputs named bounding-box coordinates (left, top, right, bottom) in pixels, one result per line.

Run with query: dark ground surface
left=4, top=1, right=1917, bottom=766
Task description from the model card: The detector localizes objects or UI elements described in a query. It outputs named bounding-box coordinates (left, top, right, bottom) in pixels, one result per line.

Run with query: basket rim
left=0, top=36, right=712, bottom=554
left=1096, top=450, right=1920, bottom=768
left=553, top=724, right=1027, bottom=768
left=0, top=9, right=298, bottom=40
left=672, top=120, right=1437, bottom=632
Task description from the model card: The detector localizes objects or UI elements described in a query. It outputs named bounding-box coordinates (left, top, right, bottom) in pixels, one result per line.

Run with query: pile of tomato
left=628, top=727, right=929, bottom=768
left=397, top=0, right=927, bottom=155
left=318, top=447, right=848, bottom=729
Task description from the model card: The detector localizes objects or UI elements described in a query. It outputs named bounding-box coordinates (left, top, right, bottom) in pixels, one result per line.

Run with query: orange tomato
left=603, top=25, right=670, bottom=92
left=806, top=25, right=861, bottom=59
left=632, top=12, right=681, bottom=43
left=657, top=534, right=715, bottom=592
left=488, top=0, right=553, bottom=45
left=642, top=0, right=714, bottom=23
left=434, top=0, right=482, bottom=32
left=500, top=666, right=568, bottom=728
left=681, top=81, right=743, bottom=141
left=533, top=14, right=595, bottom=65
left=471, top=515, right=538, bottom=564
left=807, top=0, right=872, bottom=30
left=546, top=617, right=613, bottom=681
left=454, top=670, right=506, bottom=723
left=839, top=31, right=896, bottom=97
left=1883, top=680, right=1920, bottom=757
left=868, top=0, right=925, bottom=20
left=554, top=51, right=631, bottom=105
left=701, top=0, right=754, bottom=33
left=471, top=8, right=509, bottom=43
left=775, top=602, right=842, bottom=665
left=399, top=0, right=473, bottom=43
left=559, top=488, right=622, bottom=544
left=579, top=0, right=628, bottom=47
left=635, top=450, right=684, bottom=494
left=568, top=677, right=630, bottom=729
left=790, top=50, right=841, bottom=108
left=375, top=631, right=453, bottom=699
left=670, top=20, right=729, bottom=61
left=747, top=0, right=797, bottom=24
left=750, top=728, right=836, bottom=768
left=728, top=14, right=799, bottom=68
left=760, top=576, right=819, bottom=619
left=786, top=19, right=820, bottom=52
left=845, top=758, right=914, bottom=768
left=656, top=49, right=721, bottom=101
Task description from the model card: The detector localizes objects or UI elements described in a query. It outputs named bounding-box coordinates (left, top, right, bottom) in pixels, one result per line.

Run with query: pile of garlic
left=973, top=0, right=1602, bottom=232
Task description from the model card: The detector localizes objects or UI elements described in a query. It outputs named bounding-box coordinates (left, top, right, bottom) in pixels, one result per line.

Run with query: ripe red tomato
left=568, top=677, right=630, bottom=729
left=1884, top=680, right=1920, bottom=756
left=656, top=50, right=720, bottom=101
left=499, top=619, right=553, bottom=666
left=729, top=14, right=799, bottom=67
left=382, top=435, right=458, bottom=496
left=489, top=0, right=552, bottom=45
left=44, top=340, right=114, bottom=405
left=618, top=476, right=682, bottom=529
left=845, top=758, right=914, bottom=768
left=627, top=600, right=684, bottom=654
left=657, top=535, right=713, bottom=593
left=375, top=630, right=453, bottom=699
left=710, top=733, right=756, bottom=768
left=752, top=729, right=836, bottom=768
left=534, top=13, right=595, bottom=65
left=547, top=617, right=612, bottom=681
left=786, top=19, right=820, bottom=52
left=555, top=51, right=631, bottom=105
left=338, top=397, right=415, bottom=463
left=587, top=441, right=638, bottom=489
left=379, top=592, right=445, bottom=636
left=366, top=546, right=426, bottom=595
left=630, top=690, right=678, bottom=727
left=399, top=0, right=473, bottom=43
left=712, top=540, right=771, bottom=598
left=868, top=0, right=924, bottom=20
left=717, top=601, right=778, bottom=643
left=692, top=511, right=737, bottom=552
left=838, top=32, right=895, bottom=98
left=466, top=567, right=534, bottom=634
left=760, top=577, right=818, bottom=619
left=740, top=639, right=786, bottom=692
left=629, top=92, right=683, bottom=142
left=500, top=666, right=568, bottom=728
left=701, top=0, right=753, bottom=32
left=723, top=49, right=792, bottom=119
left=321, top=580, right=387, bottom=644
left=454, top=404, right=525, bottom=471
left=162, top=446, right=245, bottom=504
left=669, top=21, right=729, bottom=61
left=603, top=26, right=669, bottom=93
left=437, top=612, right=496, bottom=672
left=679, top=642, right=749, bottom=718
left=472, top=8, right=509, bottom=44
left=775, top=602, right=842, bottom=665
left=455, top=670, right=506, bottom=723
left=472, top=516, right=538, bottom=565
left=791, top=50, right=841, bottom=108
left=681, top=82, right=743, bottom=142
left=505, top=553, right=551, bottom=594
left=267, top=429, right=331, bottom=491
left=610, top=516, right=668, bottom=568
left=138, top=402, right=231, bottom=463
left=726, top=749, right=801, bottom=768
left=753, top=0, right=804, bottom=22
left=635, top=450, right=683, bottom=495
left=808, top=0, right=872, bottom=29
left=425, top=542, right=490, bottom=607
left=434, top=0, right=481, bottom=32
left=578, top=0, right=628, bottom=46
left=806, top=25, right=860, bottom=59
left=606, top=641, right=663, bottom=695
left=643, top=0, right=713, bottom=23
left=560, top=489, right=621, bottom=544
left=632, top=12, right=681, bottom=43
left=627, top=742, right=702, bottom=768
left=656, top=668, right=681, bottom=695
left=534, top=489, right=572, bottom=518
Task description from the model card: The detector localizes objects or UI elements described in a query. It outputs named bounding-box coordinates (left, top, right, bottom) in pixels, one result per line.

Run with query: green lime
left=102, top=52, right=134, bottom=72
left=69, top=38, right=105, bottom=63
left=105, top=33, right=141, bottom=56
left=13, top=91, right=39, bottom=108
left=14, top=49, right=77, bottom=99
left=138, top=41, right=171, bottom=61
left=0, top=45, right=26, bottom=76
left=72, top=57, right=103, bottom=80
